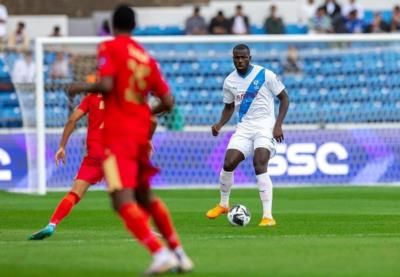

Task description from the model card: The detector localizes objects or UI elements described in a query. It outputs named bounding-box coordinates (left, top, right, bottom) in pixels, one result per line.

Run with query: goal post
left=35, top=38, right=46, bottom=195
left=19, top=34, right=400, bottom=194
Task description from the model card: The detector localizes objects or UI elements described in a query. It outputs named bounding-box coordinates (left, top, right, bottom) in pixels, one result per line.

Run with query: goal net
left=3, top=34, right=400, bottom=194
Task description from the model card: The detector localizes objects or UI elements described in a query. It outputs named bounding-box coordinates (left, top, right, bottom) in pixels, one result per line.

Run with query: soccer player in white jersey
left=206, top=44, right=289, bottom=226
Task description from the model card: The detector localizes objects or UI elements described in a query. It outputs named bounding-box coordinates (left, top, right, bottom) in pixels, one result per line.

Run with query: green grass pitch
left=1, top=187, right=400, bottom=276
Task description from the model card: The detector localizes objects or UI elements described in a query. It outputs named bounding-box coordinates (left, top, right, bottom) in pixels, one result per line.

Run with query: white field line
left=2, top=233, right=400, bottom=245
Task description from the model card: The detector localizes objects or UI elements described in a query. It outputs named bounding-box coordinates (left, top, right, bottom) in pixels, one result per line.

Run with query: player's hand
left=273, top=124, right=284, bottom=143
left=211, top=124, right=222, bottom=137
left=55, top=147, right=66, bottom=166
left=149, top=116, right=158, bottom=139
left=67, top=83, right=84, bottom=97
left=147, top=141, right=155, bottom=157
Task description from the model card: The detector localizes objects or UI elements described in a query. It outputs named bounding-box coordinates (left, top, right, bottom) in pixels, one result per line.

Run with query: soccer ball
left=227, top=204, right=251, bottom=226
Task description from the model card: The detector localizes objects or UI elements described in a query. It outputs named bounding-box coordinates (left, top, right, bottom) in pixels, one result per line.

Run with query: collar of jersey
left=236, top=64, right=254, bottom=79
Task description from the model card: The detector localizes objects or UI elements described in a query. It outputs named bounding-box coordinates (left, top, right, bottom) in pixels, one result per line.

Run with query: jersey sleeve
left=150, top=60, right=170, bottom=97
left=97, top=42, right=115, bottom=77
left=77, top=95, right=90, bottom=113
left=222, top=79, right=234, bottom=104
left=265, top=70, right=285, bottom=96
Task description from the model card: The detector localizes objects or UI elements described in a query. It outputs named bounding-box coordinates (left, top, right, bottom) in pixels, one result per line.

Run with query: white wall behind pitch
left=7, top=15, right=68, bottom=37
left=134, top=0, right=399, bottom=27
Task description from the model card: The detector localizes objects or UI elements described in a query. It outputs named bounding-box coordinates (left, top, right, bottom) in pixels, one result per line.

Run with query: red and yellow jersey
left=77, top=93, right=104, bottom=158
left=97, top=35, right=169, bottom=145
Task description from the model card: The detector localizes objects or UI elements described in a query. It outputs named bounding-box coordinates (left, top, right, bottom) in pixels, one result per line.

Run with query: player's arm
left=150, top=59, right=175, bottom=115
left=151, top=94, right=174, bottom=115
left=55, top=108, right=86, bottom=166
left=67, top=77, right=113, bottom=97
left=149, top=116, right=158, bottom=139
left=147, top=116, right=158, bottom=157
left=212, top=79, right=235, bottom=136
left=273, top=89, right=289, bottom=143
left=68, top=42, right=115, bottom=96
left=212, top=102, right=235, bottom=136
left=266, top=70, right=290, bottom=143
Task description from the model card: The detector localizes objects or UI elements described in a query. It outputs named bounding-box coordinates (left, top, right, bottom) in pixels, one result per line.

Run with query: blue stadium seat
left=250, top=25, right=265, bottom=35
left=0, top=107, right=22, bottom=127
left=0, top=92, right=19, bottom=107
left=285, top=24, right=308, bottom=34
left=2, top=42, right=400, bottom=127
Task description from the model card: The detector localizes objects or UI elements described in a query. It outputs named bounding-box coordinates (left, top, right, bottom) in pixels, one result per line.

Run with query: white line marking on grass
left=190, top=233, right=400, bottom=240
left=1, top=233, right=399, bottom=245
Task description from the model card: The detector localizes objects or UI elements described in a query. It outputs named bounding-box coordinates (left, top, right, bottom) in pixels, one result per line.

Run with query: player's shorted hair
left=112, top=5, right=136, bottom=32
left=233, top=44, right=250, bottom=54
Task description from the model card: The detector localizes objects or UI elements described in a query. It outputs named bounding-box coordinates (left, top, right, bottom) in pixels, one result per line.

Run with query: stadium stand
left=1, top=38, right=400, bottom=128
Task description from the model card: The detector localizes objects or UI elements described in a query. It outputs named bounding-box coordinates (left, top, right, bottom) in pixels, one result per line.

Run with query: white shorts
left=226, top=123, right=276, bottom=159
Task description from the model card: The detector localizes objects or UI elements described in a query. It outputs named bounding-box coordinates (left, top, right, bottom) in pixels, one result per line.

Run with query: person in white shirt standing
left=206, top=44, right=290, bottom=227
left=230, top=5, right=250, bottom=34
left=12, top=50, right=35, bottom=83
left=342, top=0, right=364, bottom=20
left=8, top=21, right=29, bottom=52
left=0, top=1, right=8, bottom=50
left=299, top=0, right=317, bottom=26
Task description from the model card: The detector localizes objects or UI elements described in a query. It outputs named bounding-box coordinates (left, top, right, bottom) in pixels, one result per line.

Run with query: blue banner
left=150, top=129, right=400, bottom=186
left=0, top=134, right=28, bottom=189
left=1, top=128, right=399, bottom=190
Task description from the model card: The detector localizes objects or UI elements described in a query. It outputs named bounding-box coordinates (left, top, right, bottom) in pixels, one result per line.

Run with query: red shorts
left=102, top=141, right=158, bottom=192
left=75, top=156, right=104, bottom=184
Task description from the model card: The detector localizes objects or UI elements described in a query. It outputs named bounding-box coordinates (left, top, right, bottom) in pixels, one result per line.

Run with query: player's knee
left=253, top=162, right=268, bottom=175
left=110, top=190, right=133, bottom=212
left=135, top=189, right=152, bottom=211
left=110, top=197, right=120, bottom=212
left=223, top=160, right=237, bottom=172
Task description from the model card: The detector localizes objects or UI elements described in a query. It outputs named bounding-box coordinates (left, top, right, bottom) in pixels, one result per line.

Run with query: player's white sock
left=153, top=247, right=170, bottom=260
left=174, top=246, right=186, bottom=257
left=256, top=172, right=273, bottom=219
left=219, top=169, right=233, bottom=208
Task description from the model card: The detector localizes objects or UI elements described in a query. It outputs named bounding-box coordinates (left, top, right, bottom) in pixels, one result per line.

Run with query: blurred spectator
left=331, top=14, right=347, bottom=33
left=264, top=5, right=285, bottom=34
left=50, top=52, right=69, bottom=79
left=230, top=5, right=250, bottom=34
left=308, top=7, right=332, bottom=33
left=7, top=21, right=29, bottom=52
left=50, top=25, right=61, bottom=37
left=11, top=50, right=35, bottom=83
left=283, top=46, right=301, bottom=74
left=323, top=0, right=342, bottom=19
left=98, top=20, right=111, bottom=36
left=342, top=0, right=364, bottom=20
left=209, top=10, right=230, bottom=35
left=185, top=6, right=207, bottom=35
left=0, top=0, right=7, bottom=49
left=345, top=10, right=363, bottom=33
left=365, top=12, right=389, bottom=33
left=299, top=0, right=317, bottom=26
left=390, top=5, right=400, bottom=32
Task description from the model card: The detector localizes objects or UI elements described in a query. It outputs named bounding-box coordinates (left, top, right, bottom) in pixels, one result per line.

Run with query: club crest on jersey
left=252, top=80, right=260, bottom=90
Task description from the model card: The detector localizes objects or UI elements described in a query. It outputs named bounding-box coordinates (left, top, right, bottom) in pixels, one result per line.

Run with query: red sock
left=150, top=198, right=181, bottom=250
left=50, top=191, right=81, bottom=225
left=119, top=202, right=163, bottom=254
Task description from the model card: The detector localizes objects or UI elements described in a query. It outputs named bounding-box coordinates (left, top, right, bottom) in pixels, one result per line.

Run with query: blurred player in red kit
left=66, top=5, right=193, bottom=275
left=28, top=94, right=159, bottom=240
left=29, top=93, right=105, bottom=240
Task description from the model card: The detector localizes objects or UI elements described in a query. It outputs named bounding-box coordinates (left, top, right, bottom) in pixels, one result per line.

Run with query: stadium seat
left=250, top=25, right=265, bottom=35
left=285, top=24, right=308, bottom=34
left=2, top=41, right=400, bottom=127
